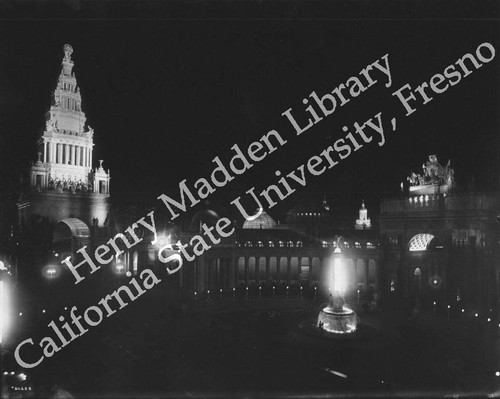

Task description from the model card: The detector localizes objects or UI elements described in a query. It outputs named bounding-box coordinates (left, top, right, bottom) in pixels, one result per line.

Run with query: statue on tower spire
left=63, top=44, right=73, bottom=62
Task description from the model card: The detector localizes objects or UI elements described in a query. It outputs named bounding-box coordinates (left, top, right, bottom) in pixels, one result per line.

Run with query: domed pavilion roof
left=242, top=210, right=276, bottom=229
left=190, top=209, right=220, bottom=229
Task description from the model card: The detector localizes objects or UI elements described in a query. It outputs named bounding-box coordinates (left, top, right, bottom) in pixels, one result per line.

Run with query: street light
left=42, top=264, right=60, bottom=280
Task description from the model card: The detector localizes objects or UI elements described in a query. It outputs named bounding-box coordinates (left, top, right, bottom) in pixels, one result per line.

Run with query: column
left=57, top=143, right=62, bottom=164
left=216, top=259, right=220, bottom=288
left=83, top=147, right=87, bottom=167
left=64, top=144, right=69, bottom=164
left=76, top=146, right=80, bottom=166
left=89, top=148, right=93, bottom=168
left=230, top=253, right=236, bottom=289
left=52, top=142, right=56, bottom=163
left=198, top=257, right=205, bottom=293
left=255, top=257, right=260, bottom=283
left=244, top=257, right=249, bottom=286
left=277, top=257, right=281, bottom=283
left=220, top=259, right=226, bottom=289
left=193, top=261, right=198, bottom=291
left=43, top=141, right=47, bottom=163
left=71, top=145, right=75, bottom=165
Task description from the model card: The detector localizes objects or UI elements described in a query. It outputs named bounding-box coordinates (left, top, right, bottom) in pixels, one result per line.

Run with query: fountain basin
left=317, top=303, right=358, bottom=334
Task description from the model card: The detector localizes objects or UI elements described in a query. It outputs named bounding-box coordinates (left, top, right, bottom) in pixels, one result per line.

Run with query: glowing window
left=133, top=251, right=138, bottom=274
left=268, top=241, right=274, bottom=247
left=409, top=234, right=435, bottom=251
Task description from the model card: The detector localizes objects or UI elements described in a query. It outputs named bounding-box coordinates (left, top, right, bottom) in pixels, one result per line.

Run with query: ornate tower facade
left=30, top=44, right=110, bottom=194
left=19, top=44, right=111, bottom=229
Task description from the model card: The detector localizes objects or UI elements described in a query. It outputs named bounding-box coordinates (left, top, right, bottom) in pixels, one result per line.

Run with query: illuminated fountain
left=299, top=242, right=376, bottom=339
left=317, top=247, right=359, bottom=334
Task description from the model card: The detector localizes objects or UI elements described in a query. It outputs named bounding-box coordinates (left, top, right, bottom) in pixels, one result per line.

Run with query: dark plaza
left=0, top=5, right=499, bottom=398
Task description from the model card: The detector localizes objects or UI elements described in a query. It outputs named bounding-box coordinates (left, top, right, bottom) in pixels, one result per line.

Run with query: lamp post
left=42, top=264, right=60, bottom=315
left=0, top=262, right=11, bottom=399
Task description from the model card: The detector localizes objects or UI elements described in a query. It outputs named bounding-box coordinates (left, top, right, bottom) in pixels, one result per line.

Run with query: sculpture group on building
left=47, top=175, right=93, bottom=193
left=407, top=155, right=455, bottom=188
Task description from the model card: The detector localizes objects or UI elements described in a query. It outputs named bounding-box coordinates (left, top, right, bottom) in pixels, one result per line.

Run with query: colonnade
left=43, top=141, right=92, bottom=168
left=191, top=254, right=378, bottom=294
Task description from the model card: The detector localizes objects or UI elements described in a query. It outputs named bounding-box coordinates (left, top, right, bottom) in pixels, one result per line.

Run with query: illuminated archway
left=54, top=218, right=90, bottom=239
left=53, top=218, right=90, bottom=259
left=408, top=234, right=442, bottom=252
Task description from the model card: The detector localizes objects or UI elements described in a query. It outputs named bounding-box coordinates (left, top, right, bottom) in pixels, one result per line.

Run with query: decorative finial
left=99, top=160, right=104, bottom=169
left=63, top=44, right=73, bottom=61
left=323, top=195, right=330, bottom=211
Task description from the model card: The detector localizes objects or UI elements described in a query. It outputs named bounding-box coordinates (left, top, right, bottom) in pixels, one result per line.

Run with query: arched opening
left=258, top=257, right=266, bottom=282
left=248, top=257, right=256, bottom=284
left=269, top=257, right=277, bottom=282
left=237, top=257, right=245, bottom=283
left=53, top=218, right=90, bottom=257
left=408, top=233, right=443, bottom=252
left=356, top=259, right=366, bottom=290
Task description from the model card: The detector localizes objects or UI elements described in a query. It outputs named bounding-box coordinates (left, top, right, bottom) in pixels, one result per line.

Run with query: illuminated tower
left=30, top=44, right=110, bottom=194
left=19, top=44, right=111, bottom=228
left=355, top=200, right=371, bottom=230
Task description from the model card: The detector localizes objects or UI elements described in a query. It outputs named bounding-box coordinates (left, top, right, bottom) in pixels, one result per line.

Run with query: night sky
left=1, top=2, right=499, bottom=222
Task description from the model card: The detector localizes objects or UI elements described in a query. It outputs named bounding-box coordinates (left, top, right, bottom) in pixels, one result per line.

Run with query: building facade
left=380, top=156, right=500, bottom=313
left=15, top=45, right=113, bottom=280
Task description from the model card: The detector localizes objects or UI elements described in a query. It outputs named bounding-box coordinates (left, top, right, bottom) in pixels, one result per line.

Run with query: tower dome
left=190, top=209, right=221, bottom=229
left=242, top=210, right=276, bottom=229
